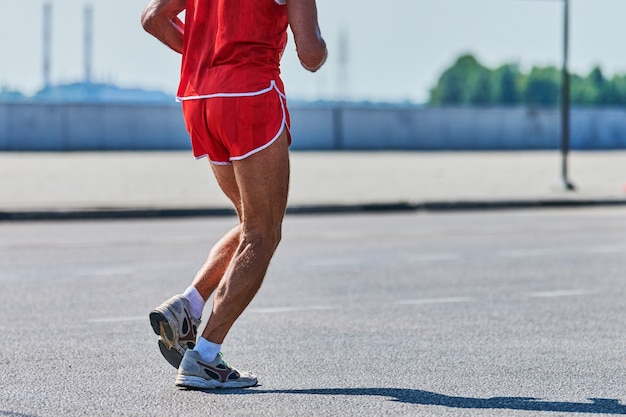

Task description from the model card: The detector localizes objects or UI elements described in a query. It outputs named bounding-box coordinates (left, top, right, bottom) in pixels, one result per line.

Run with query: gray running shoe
left=149, top=294, right=201, bottom=368
left=175, top=350, right=258, bottom=390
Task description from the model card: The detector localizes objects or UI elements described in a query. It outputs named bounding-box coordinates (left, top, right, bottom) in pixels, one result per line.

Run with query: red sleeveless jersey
left=177, top=0, right=289, bottom=100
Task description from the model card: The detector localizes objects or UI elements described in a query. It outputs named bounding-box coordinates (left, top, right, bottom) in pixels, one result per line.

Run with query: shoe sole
left=158, top=340, right=184, bottom=369
left=150, top=309, right=184, bottom=368
left=149, top=310, right=174, bottom=340
left=175, top=375, right=258, bottom=390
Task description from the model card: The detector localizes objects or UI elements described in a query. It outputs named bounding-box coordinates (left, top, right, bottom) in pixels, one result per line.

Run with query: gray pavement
left=1, top=209, right=625, bottom=416
left=1, top=150, right=626, bottom=219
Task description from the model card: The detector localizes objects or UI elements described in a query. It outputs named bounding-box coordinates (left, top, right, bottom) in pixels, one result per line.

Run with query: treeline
left=429, top=54, right=626, bottom=106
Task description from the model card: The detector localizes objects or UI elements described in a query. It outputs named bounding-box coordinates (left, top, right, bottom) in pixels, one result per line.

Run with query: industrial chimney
left=337, top=28, right=349, bottom=101
left=84, top=4, right=93, bottom=83
left=42, top=2, right=52, bottom=88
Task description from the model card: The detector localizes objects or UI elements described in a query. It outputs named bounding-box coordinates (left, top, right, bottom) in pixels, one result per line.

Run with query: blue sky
left=2, top=0, right=626, bottom=103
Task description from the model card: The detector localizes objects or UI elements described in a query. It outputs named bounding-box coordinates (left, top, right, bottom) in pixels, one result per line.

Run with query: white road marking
left=77, top=267, right=138, bottom=277
left=87, top=306, right=335, bottom=323
left=307, top=258, right=361, bottom=267
left=302, top=245, right=623, bottom=268
left=247, top=305, right=336, bottom=314
left=83, top=288, right=600, bottom=324
left=86, top=316, right=147, bottom=323
left=407, top=253, right=461, bottom=262
left=500, top=248, right=570, bottom=258
left=500, top=244, right=626, bottom=259
left=309, top=252, right=461, bottom=268
left=396, top=297, right=475, bottom=305
left=527, top=289, right=594, bottom=298
left=586, top=245, right=626, bottom=254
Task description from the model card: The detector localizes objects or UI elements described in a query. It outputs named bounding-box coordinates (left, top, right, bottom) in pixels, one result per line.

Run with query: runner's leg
left=201, top=130, right=290, bottom=344
left=189, top=164, right=242, bottom=300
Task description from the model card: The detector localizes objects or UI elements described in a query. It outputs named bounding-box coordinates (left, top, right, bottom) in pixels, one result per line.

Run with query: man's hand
left=141, top=0, right=186, bottom=54
left=287, top=0, right=328, bottom=72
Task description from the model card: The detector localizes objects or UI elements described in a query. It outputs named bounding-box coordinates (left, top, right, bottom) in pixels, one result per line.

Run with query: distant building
left=33, top=82, right=175, bottom=104
left=0, top=87, right=27, bottom=102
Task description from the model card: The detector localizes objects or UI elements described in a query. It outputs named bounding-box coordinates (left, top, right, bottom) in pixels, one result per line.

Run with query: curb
left=1, top=199, right=625, bottom=222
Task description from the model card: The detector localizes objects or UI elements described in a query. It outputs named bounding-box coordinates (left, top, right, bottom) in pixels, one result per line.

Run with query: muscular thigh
left=211, top=130, right=289, bottom=223
left=233, top=130, right=290, bottom=227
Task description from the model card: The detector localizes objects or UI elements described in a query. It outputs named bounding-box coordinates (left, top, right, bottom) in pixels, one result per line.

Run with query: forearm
left=141, top=0, right=185, bottom=54
left=299, top=38, right=327, bottom=72
left=288, top=0, right=328, bottom=72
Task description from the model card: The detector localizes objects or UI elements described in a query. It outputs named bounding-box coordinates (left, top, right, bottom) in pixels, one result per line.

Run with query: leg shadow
left=210, top=387, right=626, bottom=414
left=0, top=412, right=40, bottom=417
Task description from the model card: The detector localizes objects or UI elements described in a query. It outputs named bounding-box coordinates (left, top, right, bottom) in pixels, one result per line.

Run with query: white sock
left=183, top=286, right=205, bottom=320
left=194, top=337, right=221, bottom=363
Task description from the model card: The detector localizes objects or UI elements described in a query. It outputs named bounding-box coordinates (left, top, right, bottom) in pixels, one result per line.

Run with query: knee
left=241, top=224, right=282, bottom=254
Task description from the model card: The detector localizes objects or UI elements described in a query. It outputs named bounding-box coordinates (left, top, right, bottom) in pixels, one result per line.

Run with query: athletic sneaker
left=149, top=294, right=201, bottom=368
left=175, top=350, right=258, bottom=390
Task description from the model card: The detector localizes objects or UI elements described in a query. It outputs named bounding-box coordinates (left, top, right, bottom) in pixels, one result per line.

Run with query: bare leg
left=189, top=163, right=243, bottom=300
left=202, top=131, right=290, bottom=344
left=190, top=225, right=240, bottom=299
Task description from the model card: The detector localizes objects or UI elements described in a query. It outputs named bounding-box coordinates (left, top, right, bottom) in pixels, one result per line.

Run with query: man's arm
left=287, top=0, right=328, bottom=72
left=141, top=0, right=186, bottom=54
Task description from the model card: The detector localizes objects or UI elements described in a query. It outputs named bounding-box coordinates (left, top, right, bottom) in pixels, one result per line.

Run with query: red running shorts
left=181, top=82, right=291, bottom=164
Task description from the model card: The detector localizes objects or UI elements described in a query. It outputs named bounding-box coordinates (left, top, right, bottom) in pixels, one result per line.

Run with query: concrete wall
left=1, top=102, right=626, bottom=151
left=0, top=103, right=189, bottom=151
left=336, top=107, right=560, bottom=150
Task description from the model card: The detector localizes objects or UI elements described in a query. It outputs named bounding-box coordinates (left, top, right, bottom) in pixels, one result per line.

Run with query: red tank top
left=177, top=0, right=289, bottom=100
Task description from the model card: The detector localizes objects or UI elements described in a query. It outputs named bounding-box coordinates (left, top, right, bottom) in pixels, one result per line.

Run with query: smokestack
left=337, top=28, right=349, bottom=100
left=84, top=4, right=93, bottom=83
left=43, top=2, right=52, bottom=88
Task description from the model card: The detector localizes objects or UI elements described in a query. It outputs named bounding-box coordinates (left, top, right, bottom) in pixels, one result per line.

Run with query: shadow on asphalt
left=0, top=411, right=39, bottom=417
left=201, top=388, right=626, bottom=414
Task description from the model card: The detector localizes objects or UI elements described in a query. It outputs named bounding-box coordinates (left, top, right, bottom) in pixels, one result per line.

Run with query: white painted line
left=527, top=289, right=594, bottom=298
left=407, top=253, right=461, bottom=262
left=586, top=245, right=626, bottom=255
left=76, top=267, right=138, bottom=278
left=87, top=306, right=337, bottom=322
left=500, top=245, right=626, bottom=259
left=247, top=305, right=336, bottom=314
left=396, top=297, right=475, bottom=305
left=307, top=258, right=361, bottom=267
left=500, top=248, right=569, bottom=258
left=86, top=316, right=147, bottom=323
left=308, top=252, right=461, bottom=268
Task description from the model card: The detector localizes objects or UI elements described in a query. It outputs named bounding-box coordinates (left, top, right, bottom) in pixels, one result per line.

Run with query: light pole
left=561, top=0, right=575, bottom=190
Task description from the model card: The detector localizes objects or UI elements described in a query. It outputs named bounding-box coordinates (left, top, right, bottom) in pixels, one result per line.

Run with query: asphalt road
left=1, top=208, right=625, bottom=417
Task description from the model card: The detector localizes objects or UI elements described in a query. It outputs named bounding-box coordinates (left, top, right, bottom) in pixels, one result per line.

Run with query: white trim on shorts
left=177, top=81, right=283, bottom=102
left=230, top=96, right=287, bottom=162
left=208, top=159, right=231, bottom=165
left=183, top=81, right=288, bottom=165
left=228, top=82, right=288, bottom=163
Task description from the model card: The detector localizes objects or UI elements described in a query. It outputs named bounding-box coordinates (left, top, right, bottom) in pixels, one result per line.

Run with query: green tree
left=493, top=64, right=521, bottom=105
left=602, top=75, right=626, bottom=105
left=428, top=53, right=626, bottom=107
left=465, top=65, right=493, bottom=105
left=429, top=54, right=492, bottom=105
left=571, top=73, right=596, bottom=105
left=521, top=66, right=561, bottom=106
